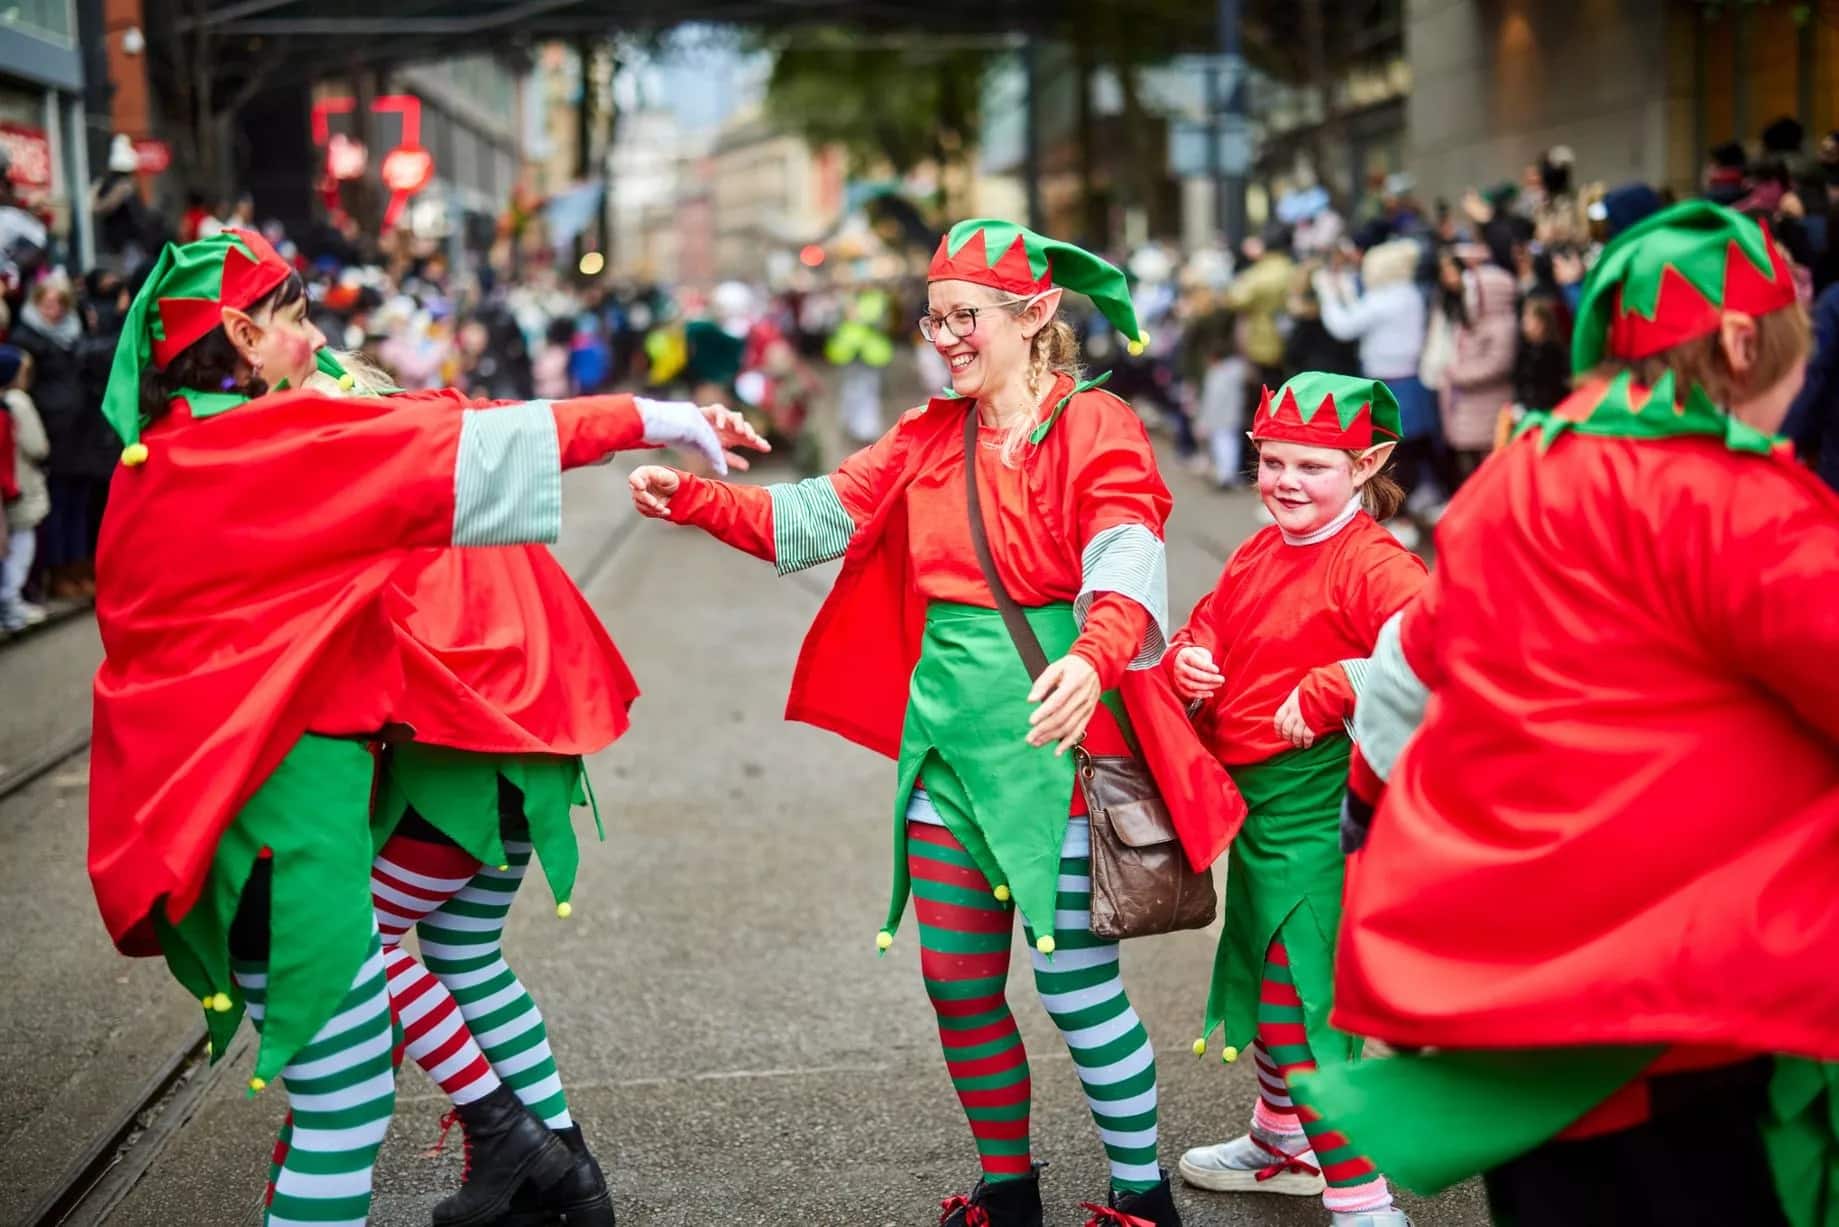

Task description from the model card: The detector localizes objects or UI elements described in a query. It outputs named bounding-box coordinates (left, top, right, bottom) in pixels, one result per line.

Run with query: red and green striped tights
left=1257, top=939, right=1394, bottom=1216
left=908, top=818, right=1162, bottom=1196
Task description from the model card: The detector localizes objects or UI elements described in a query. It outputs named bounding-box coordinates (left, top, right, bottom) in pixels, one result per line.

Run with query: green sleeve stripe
left=1349, top=611, right=1429, bottom=781
left=769, top=476, right=855, bottom=575
left=453, top=400, right=562, bottom=547
left=1074, top=522, right=1169, bottom=669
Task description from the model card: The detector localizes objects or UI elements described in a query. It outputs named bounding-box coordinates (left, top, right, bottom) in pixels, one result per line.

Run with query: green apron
left=881, top=601, right=1128, bottom=949
left=1202, top=735, right=1356, bottom=1064
left=377, top=744, right=599, bottom=909
left=154, top=734, right=381, bottom=1086
left=1292, top=1048, right=1838, bottom=1226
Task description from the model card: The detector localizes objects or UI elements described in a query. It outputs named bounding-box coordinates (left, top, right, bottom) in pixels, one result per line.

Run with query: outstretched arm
left=630, top=413, right=910, bottom=572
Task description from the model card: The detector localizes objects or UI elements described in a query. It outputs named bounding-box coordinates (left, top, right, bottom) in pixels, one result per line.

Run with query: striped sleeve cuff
left=1349, top=611, right=1430, bottom=782
left=1074, top=522, right=1170, bottom=669
left=452, top=400, right=563, bottom=547
left=768, top=476, right=855, bottom=575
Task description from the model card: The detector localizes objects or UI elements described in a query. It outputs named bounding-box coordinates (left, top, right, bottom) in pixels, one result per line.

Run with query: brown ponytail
left=1347, top=449, right=1406, bottom=520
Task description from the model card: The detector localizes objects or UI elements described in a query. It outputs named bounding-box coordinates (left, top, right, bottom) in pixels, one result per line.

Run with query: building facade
left=1405, top=0, right=1839, bottom=204
left=0, top=0, right=92, bottom=263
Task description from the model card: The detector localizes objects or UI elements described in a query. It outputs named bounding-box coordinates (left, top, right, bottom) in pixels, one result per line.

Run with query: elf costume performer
left=1168, top=373, right=1425, bottom=1227
left=630, top=219, right=1242, bottom=1227
left=283, top=350, right=689, bottom=1227
left=1292, top=200, right=1839, bottom=1227
left=87, top=228, right=757, bottom=1227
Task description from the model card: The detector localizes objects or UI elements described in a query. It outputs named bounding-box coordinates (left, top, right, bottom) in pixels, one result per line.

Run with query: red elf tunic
left=1172, top=504, right=1425, bottom=1057
left=90, top=389, right=647, bottom=956
left=661, top=373, right=1241, bottom=938
left=1334, top=386, right=1839, bottom=1060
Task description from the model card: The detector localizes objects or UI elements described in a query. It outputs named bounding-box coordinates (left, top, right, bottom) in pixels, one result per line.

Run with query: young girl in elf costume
left=1171, top=372, right=1426, bottom=1227
left=630, top=219, right=1240, bottom=1227
left=1296, top=200, right=1839, bottom=1227
left=88, top=228, right=760, bottom=1227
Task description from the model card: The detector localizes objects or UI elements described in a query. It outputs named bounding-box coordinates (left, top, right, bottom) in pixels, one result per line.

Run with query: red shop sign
left=380, top=145, right=434, bottom=195
left=132, top=138, right=172, bottom=175
left=0, top=123, right=52, bottom=197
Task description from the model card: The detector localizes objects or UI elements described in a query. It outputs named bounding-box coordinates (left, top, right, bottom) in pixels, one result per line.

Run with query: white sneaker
left=1331, top=1210, right=1412, bottom=1227
left=1177, top=1131, right=1326, bottom=1196
left=14, top=601, right=46, bottom=625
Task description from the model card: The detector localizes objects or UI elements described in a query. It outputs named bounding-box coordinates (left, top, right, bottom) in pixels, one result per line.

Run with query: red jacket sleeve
left=1070, top=396, right=1174, bottom=543
left=1071, top=594, right=1151, bottom=691
left=667, top=471, right=776, bottom=563
left=548, top=395, right=645, bottom=468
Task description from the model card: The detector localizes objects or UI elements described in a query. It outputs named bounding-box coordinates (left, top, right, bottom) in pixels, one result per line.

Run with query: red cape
left=385, top=544, right=638, bottom=756
left=1334, top=425, right=1839, bottom=1059
left=783, top=392, right=1242, bottom=871
left=91, top=389, right=474, bottom=954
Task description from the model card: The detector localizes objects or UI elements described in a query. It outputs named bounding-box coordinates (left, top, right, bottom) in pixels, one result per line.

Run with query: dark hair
left=546, top=316, right=576, bottom=347
left=137, top=272, right=306, bottom=428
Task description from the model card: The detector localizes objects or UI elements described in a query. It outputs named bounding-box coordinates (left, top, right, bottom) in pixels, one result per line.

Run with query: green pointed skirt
left=1202, top=735, right=1358, bottom=1066
left=882, top=601, right=1129, bottom=949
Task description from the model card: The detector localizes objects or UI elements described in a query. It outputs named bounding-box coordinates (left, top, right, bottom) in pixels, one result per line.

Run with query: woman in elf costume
left=1168, top=373, right=1425, bottom=1227
left=88, top=228, right=759, bottom=1227
left=1296, top=200, right=1839, bottom=1227
left=630, top=219, right=1241, bottom=1227
left=284, top=350, right=675, bottom=1227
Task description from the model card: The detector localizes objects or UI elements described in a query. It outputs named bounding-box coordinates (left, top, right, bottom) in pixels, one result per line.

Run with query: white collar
left=1279, top=495, right=1363, bottom=546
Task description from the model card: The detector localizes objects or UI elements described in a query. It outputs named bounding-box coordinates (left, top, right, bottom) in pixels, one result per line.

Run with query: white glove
left=635, top=398, right=728, bottom=476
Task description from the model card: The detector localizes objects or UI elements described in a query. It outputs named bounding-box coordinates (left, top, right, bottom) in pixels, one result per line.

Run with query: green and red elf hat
left=929, top=218, right=1149, bottom=353
left=1251, top=370, right=1401, bottom=450
left=100, top=227, right=296, bottom=466
left=1571, top=198, right=1799, bottom=373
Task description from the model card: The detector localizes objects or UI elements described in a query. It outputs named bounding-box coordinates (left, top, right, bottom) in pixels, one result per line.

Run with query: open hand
left=1172, top=645, right=1224, bottom=701
left=629, top=465, right=681, bottom=518
left=636, top=399, right=770, bottom=475
left=1027, top=654, right=1101, bottom=755
left=700, top=403, right=771, bottom=471
left=1274, top=684, right=1315, bottom=749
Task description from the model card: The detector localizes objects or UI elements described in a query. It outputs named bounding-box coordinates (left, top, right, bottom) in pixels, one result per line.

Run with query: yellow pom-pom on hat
left=875, top=929, right=895, bottom=952
left=992, top=884, right=1011, bottom=903
left=337, top=371, right=355, bottom=390
left=1126, top=331, right=1151, bottom=357
left=554, top=901, right=573, bottom=919
left=497, top=864, right=510, bottom=872
left=249, top=1077, right=267, bottom=1092
left=1192, top=1038, right=1207, bottom=1058
left=121, top=442, right=149, bottom=467
left=1221, top=1045, right=1240, bottom=1064
left=210, top=992, right=233, bottom=1013
left=1035, top=935, right=1055, bottom=955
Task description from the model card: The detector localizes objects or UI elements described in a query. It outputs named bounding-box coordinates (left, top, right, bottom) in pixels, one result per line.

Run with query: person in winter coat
left=1313, top=239, right=1436, bottom=506
left=16, top=275, right=107, bottom=596
left=1785, top=281, right=1839, bottom=491
left=0, top=346, right=47, bottom=629
left=1437, top=246, right=1519, bottom=482
left=1224, top=230, right=1296, bottom=384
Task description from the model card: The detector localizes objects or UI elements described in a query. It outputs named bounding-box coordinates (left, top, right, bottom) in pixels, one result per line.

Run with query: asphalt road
left=1, top=409, right=1488, bottom=1226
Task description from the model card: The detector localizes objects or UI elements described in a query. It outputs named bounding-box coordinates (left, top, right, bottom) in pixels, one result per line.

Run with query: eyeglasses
left=918, top=307, right=982, bottom=343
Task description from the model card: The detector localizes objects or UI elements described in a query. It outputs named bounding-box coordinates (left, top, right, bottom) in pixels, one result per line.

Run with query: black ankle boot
left=503, top=1124, right=615, bottom=1226
left=939, top=1164, right=1044, bottom=1227
left=1081, top=1170, right=1182, bottom=1227
left=430, top=1086, right=574, bottom=1227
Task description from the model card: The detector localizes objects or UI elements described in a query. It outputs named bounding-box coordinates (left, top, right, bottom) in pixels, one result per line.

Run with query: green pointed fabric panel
left=1518, top=372, right=1782, bottom=456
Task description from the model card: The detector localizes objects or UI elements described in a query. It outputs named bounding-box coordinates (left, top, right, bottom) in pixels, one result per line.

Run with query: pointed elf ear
left=1017, top=288, right=1063, bottom=339
left=1354, top=441, right=1397, bottom=484
left=1716, top=310, right=1761, bottom=377
left=220, top=305, right=263, bottom=365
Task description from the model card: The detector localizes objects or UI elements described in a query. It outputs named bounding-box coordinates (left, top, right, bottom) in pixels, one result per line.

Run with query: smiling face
left=1257, top=439, right=1362, bottom=536
left=926, top=279, right=1044, bottom=406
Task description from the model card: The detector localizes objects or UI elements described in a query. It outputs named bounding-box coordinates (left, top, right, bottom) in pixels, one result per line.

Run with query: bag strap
left=962, top=408, right=1051, bottom=681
